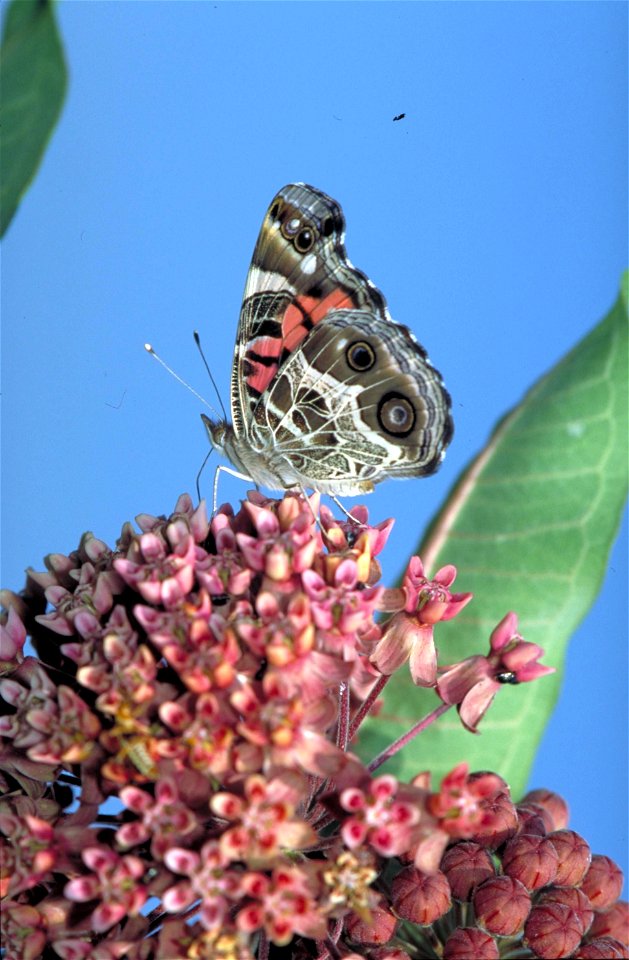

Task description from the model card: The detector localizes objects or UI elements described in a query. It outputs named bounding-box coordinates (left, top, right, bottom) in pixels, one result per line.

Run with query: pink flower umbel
left=0, top=492, right=616, bottom=960
left=437, top=611, right=556, bottom=731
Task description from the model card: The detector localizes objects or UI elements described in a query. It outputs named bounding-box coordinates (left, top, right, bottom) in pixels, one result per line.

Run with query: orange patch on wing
left=282, top=296, right=317, bottom=346
left=246, top=360, right=278, bottom=394
left=311, top=288, right=354, bottom=321
left=282, top=289, right=356, bottom=352
left=249, top=336, right=282, bottom=358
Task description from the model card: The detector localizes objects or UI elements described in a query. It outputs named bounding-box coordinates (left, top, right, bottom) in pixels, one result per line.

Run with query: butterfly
left=203, top=183, right=453, bottom=498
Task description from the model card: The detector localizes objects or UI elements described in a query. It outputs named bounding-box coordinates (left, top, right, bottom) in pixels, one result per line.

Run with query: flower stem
left=348, top=674, right=388, bottom=740
left=368, top=702, right=452, bottom=772
left=336, top=681, right=350, bottom=750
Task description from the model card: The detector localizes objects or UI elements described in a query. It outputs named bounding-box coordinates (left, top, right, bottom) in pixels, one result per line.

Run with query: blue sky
left=2, top=2, right=627, bottom=884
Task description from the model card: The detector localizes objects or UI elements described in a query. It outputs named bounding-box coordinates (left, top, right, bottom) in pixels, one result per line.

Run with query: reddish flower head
left=0, top=491, right=612, bottom=960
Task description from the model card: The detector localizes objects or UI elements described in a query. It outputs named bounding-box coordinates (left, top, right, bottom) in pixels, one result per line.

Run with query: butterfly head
left=201, top=413, right=229, bottom=457
left=201, top=411, right=291, bottom=491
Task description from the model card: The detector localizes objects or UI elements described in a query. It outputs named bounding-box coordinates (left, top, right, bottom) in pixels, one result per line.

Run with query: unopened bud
left=516, top=800, right=553, bottom=836
left=547, top=829, right=592, bottom=886
left=390, top=866, right=451, bottom=925
left=573, top=936, right=628, bottom=959
left=581, top=855, right=624, bottom=910
left=537, top=885, right=593, bottom=936
left=473, top=875, right=531, bottom=936
left=524, top=901, right=584, bottom=958
left=522, top=788, right=569, bottom=829
left=345, top=901, right=398, bottom=945
left=443, top=927, right=499, bottom=959
left=440, top=841, right=495, bottom=900
left=501, top=833, right=559, bottom=890
left=470, top=791, right=518, bottom=850
left=588, top=899, right=629, bottom=942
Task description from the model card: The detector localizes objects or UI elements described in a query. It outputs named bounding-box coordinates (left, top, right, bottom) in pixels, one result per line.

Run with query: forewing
left=231, top=183, right=388, bottom=437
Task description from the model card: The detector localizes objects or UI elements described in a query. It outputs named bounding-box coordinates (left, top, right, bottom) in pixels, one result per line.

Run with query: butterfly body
left=204, top=183, right=453, bottom=497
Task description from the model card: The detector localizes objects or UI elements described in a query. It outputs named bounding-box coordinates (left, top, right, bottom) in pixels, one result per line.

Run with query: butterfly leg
left=330, top=495, right=363, bottom=525
left=195, top=449, right=214, bottom=503
left=295, top=487, right=363, bottom=527
left=212, top=464, right=254, bottom=514
left=296, top=484, right=321, bottom=525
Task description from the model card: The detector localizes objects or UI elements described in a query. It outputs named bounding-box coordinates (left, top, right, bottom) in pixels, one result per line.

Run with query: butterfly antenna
left=144, top=343, right=222, bottom=420
left=193, top=330, right=228, bottom=421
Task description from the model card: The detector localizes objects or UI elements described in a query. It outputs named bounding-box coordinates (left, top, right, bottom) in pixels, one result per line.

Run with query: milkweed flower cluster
left=0, top=492, right=625, bottom=959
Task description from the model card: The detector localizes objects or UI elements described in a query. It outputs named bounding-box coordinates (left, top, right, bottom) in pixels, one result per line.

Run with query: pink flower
left=0, top=606, right=27, bottom=662
left=319, top=503, right=394, bottom=558
left=437, top=612, right=555, bottom=731
left=372, top=557, right=472, bottom=685
left=114, top=531, right=200, bottom=607
left=338, top=774, right=422, bottom=857
left=0, top=901, right=48, bottom=960
left=134, top=591, right=239, bottom=694
left=318, top=503, right=394, bottom=585
left=402, top=556, right=472, bottom=622
left=301, top=558, right=382, bottom=659
left=163, top=839, right=240, bottom=929
left=211, top=772, right=316, bottom=865
left=0, top=809, right=56, bottom=897
left=117, top=777, right=201, bottom=857
left=235, top=495, right=321, bottom=584
left=403, top=765, right=516, bottom=873
left=230, top=674, right=345, bottom=777
left=136, top=493, right=209, bottom=543
left=236, top=588, right=349, bottom=702
left=237, top=863, right=327, bottom=945
left=429, top=764, right=510, bottom=838
left=36, top=562, right=122, bottom=636
left=64, top=846, right=147, bottom=932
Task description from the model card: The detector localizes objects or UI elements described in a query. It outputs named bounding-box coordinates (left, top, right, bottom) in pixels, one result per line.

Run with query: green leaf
left=359, top=276, right=629, bottom=797
left=0, top=0, right=67, bottom=237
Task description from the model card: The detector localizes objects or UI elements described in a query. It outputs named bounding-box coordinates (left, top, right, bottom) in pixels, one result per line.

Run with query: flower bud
left=515, top=800, right=553, bottom=836
left=470, top=791, right=518, bottom=850
left=573, top=937, right=628, bottom=958
left=537, top=886, right=593, bottom=936
left=440, top=841, right=495, bottom=901
left=443, top=927, right=499, bottom=960
left=522, top=788, right=569, bottom=829
left=473, top=875, right=531, bottom=936
left=390, top=866, right=451, bottom=925
left=581, top=855, right=624, bottom=910
left=588, top=899, right=629, bottom=942
left=345, top=901, right=398, bottom=945
left=546, top=829, right=591, bottom=886
left=501, top=833, right=559, bottom=890
left=524, top=901, right=584, bottom=958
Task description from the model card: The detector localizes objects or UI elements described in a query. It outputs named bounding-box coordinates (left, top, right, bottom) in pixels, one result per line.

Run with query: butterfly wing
left=230, top=183, right=388, bottom=438
left=252, top=309, right=453, bottom=495
left=222, top=182, right=453, bottom=496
